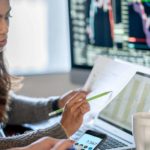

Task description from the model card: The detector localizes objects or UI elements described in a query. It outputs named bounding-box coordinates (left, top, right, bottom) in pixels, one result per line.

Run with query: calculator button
left=84, top=145, right=88, bottom=148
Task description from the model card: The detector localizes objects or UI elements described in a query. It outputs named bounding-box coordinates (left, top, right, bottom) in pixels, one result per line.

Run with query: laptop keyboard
left=97, top=136, right=127, bottom=150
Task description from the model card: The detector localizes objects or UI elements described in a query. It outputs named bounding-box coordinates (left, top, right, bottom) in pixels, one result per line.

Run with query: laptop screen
left=99, top=72, right=150, bottom=132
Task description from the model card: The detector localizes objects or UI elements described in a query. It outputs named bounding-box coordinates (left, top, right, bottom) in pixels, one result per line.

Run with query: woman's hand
left=61, top=91, right=90, bottom=137
left=24, top=137, right=58, bottom=150
left=58, top=90, right=88, bottom=108
left=51, top=139, right=74, bottom=150
left=9, top=137, right=74, bottom=150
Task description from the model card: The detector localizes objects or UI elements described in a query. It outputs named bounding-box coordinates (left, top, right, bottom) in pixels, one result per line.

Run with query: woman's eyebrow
left=6, top=7, right=12, bottom=14
left=0, top=7, right=12, bottom=17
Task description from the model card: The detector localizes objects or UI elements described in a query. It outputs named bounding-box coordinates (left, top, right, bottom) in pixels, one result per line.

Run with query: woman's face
left=0, top=0, right=11, bottom=49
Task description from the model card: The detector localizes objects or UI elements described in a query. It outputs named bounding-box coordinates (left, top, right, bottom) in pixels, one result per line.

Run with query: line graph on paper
left=128, top=0, right=150, bottom=50
left=86, top=0, right=114, bottom=47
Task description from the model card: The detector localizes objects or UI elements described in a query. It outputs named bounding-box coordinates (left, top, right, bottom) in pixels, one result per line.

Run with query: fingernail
left=79, top=98, right=83, bottom=101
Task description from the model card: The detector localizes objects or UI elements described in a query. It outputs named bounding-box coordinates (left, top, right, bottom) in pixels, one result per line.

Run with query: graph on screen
left=128, top=1, right=150, bottom=50
left=100, top=72, right=150, bottom=130
left=69, top=0, right=150, bottom=68
left=86, top=0, right=114, bottom=47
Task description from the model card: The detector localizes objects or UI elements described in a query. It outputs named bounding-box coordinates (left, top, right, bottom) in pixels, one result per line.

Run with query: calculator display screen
left=76, top=133, right=103, bottom=150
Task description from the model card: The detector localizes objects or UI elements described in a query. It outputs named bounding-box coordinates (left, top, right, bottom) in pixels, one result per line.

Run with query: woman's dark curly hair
left=0, top=52, right=11, bottom=122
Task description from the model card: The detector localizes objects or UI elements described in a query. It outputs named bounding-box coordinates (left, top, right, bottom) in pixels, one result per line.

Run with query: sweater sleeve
left=7, top=92, right=59, bottom=125
left=0, top=123, right=67, bottom=150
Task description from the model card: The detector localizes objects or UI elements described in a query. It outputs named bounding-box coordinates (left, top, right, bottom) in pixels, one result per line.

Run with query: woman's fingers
left=51, top=139, right=74, bottom=150
left=59, top=90, right=88, bottom=108
left=68, top=100, right=90, bottom=117
left=65, top=92, right=87, bottom=109
left=61, top=90, right=77, bottom=99
left=61, top=90, right=88, bottom=101
left=75, top=103, right=90, bottom=118
left=9, top=138, right=74, bottom=150
left=10, top=137, right=60, bottom=150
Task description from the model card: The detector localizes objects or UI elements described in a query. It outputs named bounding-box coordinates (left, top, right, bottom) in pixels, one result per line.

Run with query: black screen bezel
left=68, top=0, right=92, bottom=70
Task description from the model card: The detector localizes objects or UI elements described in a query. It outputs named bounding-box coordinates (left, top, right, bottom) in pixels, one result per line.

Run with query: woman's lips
left=0, top=39, right=7, bottom=47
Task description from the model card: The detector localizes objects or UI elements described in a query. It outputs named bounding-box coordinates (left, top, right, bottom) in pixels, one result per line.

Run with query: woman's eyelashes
left=5, top=13, right=12, bottom=20
left=5, top=9, right=12, bottom=21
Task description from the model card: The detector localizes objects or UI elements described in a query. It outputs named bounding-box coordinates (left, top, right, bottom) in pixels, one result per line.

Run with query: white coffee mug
left=132, top=112, right=150, bottom=150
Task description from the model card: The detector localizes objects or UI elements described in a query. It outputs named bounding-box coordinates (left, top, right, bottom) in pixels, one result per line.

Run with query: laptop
left=74, top=71, right=150, bottom=150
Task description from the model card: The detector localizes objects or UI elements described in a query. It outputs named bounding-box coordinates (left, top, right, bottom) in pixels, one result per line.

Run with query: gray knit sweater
left=0, top=93, right=67, bottom=150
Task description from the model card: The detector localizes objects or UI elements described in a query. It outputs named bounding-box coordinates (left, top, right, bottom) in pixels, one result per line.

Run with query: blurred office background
left=6, top=0, right=79, bottom=97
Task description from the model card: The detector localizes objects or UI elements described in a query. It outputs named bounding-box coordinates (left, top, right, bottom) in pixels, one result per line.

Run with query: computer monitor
left=68, top=0, right=150, bottom=85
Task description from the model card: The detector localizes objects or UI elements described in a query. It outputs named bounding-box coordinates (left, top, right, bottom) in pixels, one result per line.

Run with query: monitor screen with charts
left=69, top=0, right=150, bottom=84
left=69, top=0, right=150, bottom=68
left=99, top=72, right=150, bottom=132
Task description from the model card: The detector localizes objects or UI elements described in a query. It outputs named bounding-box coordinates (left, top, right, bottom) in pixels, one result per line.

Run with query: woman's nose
left=0, top=19, right=8, bottom=35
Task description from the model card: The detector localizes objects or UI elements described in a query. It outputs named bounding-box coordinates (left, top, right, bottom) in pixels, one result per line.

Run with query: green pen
left=48, top=91, right=112, bottom=118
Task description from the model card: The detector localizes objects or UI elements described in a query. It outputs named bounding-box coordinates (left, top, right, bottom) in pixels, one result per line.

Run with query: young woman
left=0, top=0, right=90, bottom=149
